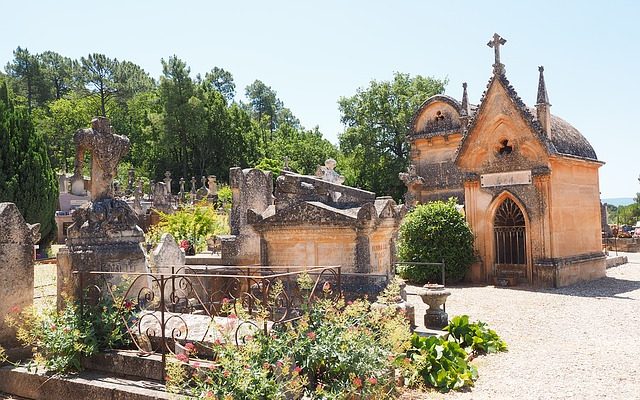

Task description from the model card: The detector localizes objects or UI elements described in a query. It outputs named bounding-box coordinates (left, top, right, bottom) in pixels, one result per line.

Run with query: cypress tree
left=0, top=79, right=58, bottom=247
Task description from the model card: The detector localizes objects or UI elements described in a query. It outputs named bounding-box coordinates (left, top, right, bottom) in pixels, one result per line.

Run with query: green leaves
left=407, top=334, right=478, bottom=391
left=397, top=199, right=475, bottom=283
left=444, top=315, right=508, bottom=355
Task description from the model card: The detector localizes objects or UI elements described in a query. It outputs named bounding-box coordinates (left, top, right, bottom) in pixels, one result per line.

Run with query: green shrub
left=396, top=199, right=475, bottom=283
left=5, top=297, right=134, bottom=373
left=404, top=334, right=477, bottom=392
left=167, top=297, right=412, bottom=399
left=146, top=202, right=229, bottom=253
left=444, top=315, right=508, bottom=355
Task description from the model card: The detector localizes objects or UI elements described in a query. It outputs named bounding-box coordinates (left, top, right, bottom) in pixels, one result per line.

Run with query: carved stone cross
left=487, top=33, right=507, bottom=74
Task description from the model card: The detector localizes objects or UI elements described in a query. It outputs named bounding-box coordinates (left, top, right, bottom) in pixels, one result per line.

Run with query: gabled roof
left=454, top=73, right=598, bottom=163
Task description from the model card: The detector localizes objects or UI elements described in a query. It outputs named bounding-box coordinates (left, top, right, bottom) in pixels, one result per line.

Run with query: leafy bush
left=5, top=297, right=134, bottom=373
left=404, top=334, right=477, bottom=392
left=167, top=297, right=412, bottom=399
left=444, top=315, right=508, bottom=355
left=397, top=199, right=475, bottom=283
left=216, top=184, right=232, bottom=211
left=146, top=202, right=229, bottom=253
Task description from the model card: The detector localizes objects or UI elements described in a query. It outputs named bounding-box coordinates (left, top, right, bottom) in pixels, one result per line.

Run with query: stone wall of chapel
left=548, top=159, right=602, bottom=258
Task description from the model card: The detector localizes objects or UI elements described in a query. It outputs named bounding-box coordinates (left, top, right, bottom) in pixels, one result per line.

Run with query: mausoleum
left=403, top=34, right=605, bottom=287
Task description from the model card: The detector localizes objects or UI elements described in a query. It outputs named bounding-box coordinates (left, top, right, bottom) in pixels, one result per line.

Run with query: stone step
left=81, top=350, right=164, bottom=381
left=0, top=365, right=187, bottom=400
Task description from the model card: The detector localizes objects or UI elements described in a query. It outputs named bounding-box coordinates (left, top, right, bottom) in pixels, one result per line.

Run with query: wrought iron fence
left=74, top=265, right=341, bottom=375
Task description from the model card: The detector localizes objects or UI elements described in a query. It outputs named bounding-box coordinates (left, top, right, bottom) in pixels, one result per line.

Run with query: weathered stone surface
left=151, top=233, right=185, bottom=273
left=0, top=203, right=37, bottom=351
left=58, top=117, right=148, bottom=307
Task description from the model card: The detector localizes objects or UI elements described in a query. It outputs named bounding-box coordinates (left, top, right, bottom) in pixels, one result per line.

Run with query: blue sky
left=2, top=0, right=638, bottom=198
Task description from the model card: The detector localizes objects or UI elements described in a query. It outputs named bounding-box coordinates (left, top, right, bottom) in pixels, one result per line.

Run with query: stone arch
left=487, top=191, right=533, bottom=284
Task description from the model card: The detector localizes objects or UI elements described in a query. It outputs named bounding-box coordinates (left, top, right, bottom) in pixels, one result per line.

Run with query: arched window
left=494, top=198, right=526, bottom=265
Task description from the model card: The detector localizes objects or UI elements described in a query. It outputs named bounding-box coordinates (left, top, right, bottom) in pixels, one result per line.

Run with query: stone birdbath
left=418, top=283, right=451, bottom=329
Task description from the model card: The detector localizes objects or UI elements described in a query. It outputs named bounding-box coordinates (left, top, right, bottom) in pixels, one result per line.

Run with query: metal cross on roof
left=487, top=33, right=507, bottom=74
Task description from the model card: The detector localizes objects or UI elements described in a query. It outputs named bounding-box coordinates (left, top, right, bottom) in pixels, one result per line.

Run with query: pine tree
left=0, top=79, right=58, bottom=247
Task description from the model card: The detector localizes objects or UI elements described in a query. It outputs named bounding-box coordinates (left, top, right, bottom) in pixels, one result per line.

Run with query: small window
left=498, top=139, right=513, bottom=155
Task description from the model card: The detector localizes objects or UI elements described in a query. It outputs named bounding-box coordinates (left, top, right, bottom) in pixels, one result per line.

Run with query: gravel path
left=403, top=253, right=640, bottom=399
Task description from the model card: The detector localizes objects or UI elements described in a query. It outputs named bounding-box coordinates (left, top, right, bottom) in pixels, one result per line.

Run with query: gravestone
left=0, top=203, right=39, bottom=354
left=151, top=233, right=185, bottom=274
left=57, top=117, right=148, bottom=308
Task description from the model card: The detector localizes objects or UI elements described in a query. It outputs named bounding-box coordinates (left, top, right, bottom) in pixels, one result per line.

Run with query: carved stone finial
left=487, top=33, right=507, bottom=75
left=536, top=66, right=552, bottom=137
left=536, top=66, right=550, bottom=105
left=461, top=82, right=470, bottom=118
left=399, top=164, right=425, bottom=208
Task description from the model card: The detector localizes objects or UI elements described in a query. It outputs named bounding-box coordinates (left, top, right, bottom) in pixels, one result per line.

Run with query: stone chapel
left=403, top=33, right=605, bottom=287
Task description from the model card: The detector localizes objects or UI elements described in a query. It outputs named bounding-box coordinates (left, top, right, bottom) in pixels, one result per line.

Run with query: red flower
left=223, top=369, right=230, bottom=378
left=293, top=366, right=302, bottom=375
left=50, top=323, right=57, bottom=331
left=124, top=300, right=134, bottom=310
left=208, top=363, right=217, bottom=371
left=306, top=331, right=316, bottom=341
left=9, top=305, right=20, bottom=314
left=353, top=377, right=363, bottom=388
left=214, top=338, right=222, bottom=346
left=176, top=353, right=189, bottom=363
left=367, top=376, right=378, bottom=385
left=205, top=391, right=215, bottom=399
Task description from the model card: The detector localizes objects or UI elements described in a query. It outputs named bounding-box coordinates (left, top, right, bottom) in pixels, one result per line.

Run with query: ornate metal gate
left=494, top=198, right=526, bottom=266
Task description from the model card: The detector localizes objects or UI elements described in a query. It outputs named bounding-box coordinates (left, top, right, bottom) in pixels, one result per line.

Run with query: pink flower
left=275, top=360, right=284, bottom=368
left=214, top=338, right=222, bottom=345
left=367, top=376, right=378, bottom=385
left=208, top=364, right=217, bottom=371
left=222, top=297, right=230, bottom=304
left=322, top=281, right=331, bottom=292
left=192, top=362, right=200, bottom=368
left=306, top=331, right=316, bottom=341
left=176, top=353, right=189, bottom=363
left=223, top=370, right=230, bottom=378
left=228, top=313, right=237, bottom=319
left=9, top=305, right=20, bottom=314
left=353, top=377, right=362, bottom=388
left=50, top=323, right=57, bottom=331
left=184, top=342, right=196, bottom=353
left=63, top=326, right=71, bottom=333
left=293, top=366, right=302, bottom=375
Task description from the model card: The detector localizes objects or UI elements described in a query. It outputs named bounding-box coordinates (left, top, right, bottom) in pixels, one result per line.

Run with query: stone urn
left=418, top=283, right=451, bottom=329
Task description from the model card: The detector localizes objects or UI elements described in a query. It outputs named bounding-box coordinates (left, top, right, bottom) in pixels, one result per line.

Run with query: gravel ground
left=402, top=253, right=640, bottom=399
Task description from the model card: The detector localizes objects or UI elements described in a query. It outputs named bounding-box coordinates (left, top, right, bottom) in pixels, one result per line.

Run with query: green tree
left=80, top=53, right=118, bottom=116
left=40, top=51, right=76, bottom=100
left=203, top=67, right=235, bottom=102
left=244, top=79, right=282, bottom=141
left=4, top=46, right=48, bottom=111
left=338, top=72, right=446, bottom=200
left=0, top=79, right=58, bottom=246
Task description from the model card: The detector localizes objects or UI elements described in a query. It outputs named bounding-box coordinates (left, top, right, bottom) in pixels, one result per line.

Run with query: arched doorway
left=493, top=198, right=528, bottom=283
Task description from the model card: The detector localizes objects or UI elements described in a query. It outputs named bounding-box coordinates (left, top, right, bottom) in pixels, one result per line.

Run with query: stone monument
left=57, top=117, right=148, bottom=307
left=0, top=203, right=39, bottom=355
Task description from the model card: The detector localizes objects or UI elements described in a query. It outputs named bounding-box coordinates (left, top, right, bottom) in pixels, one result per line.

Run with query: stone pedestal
left=57, top=198, right=148, bottom=309
left=418, top=284, right=451, bottom=329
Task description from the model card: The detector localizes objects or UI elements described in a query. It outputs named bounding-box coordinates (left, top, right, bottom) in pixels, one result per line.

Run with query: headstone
left=0, top=203, right=39, bottom=354
left=151, top=233, right=185, bottom=274
left=57, top=117, right=148, bottom=309
left=207, top=175, right=218, bottom=197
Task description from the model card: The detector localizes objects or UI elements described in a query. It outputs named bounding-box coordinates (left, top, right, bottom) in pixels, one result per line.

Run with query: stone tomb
left=0, top=203, right=39, bottom=354
left=57, top=117, right=148, bottom=306
left=220, top=164, right=403, bottom=296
